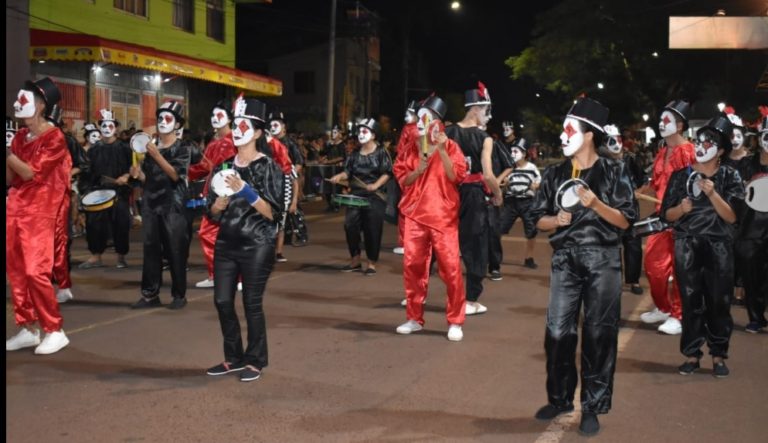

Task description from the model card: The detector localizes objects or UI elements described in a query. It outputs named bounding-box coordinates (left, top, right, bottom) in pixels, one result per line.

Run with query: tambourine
left=210, top=169, right=241, bottom=197
left=745, top=175, right=768, bottom=212
left=505, top=172, right=533, bottom=197
left=686, top=171, right=705, bottom=200
left=555, top=178, right=589, bottom=212
left=130, top=132, right=153, bottom=154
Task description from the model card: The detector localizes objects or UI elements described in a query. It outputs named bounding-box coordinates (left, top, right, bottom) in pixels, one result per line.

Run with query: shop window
left=294, top=71, right=315, bottom=95
left=173, top=0, right=195, bottom=33
left=206, top=0, right=225, bottom=42
left=114, top=0, right=146, bottom=17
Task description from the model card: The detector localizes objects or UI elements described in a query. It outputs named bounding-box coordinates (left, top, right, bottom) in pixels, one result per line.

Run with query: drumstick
left=101, top=175, right=117, bottom=184
left=352, top=176, right=387, bottom=201
left=636, top=193, right=661, bottom=204
left=325, top=178, right=349, bottom=187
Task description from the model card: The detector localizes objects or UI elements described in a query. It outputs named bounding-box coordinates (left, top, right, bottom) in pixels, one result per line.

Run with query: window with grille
left=113, top=0, right=147, bottom=17
left=207, top=0, right=225, bottom=42
left=173, top=0, right=195, bottom=32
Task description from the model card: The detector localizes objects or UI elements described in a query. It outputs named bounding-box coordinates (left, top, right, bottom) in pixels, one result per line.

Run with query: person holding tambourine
left=328, top=118, right=393, bottom=276
left=204, top=95, right=284, bottom=382
left=661, top=114, right=744, bottom=378
left=529, top=98, right=637, bottom=436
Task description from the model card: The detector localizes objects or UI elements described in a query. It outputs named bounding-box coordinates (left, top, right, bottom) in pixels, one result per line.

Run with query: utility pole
left=325, top=0, right=337, bottom=131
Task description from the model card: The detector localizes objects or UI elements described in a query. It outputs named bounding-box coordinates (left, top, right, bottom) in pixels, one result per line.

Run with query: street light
left=451, top=1, right=460, bottom=10
left=642, top=113, right=649, bottom=122
left=535, top=93, right=541, bottom=98
left=717, top=102, right=726, bottom=112
left=597, top=82, right=604, bottom=89
left=652, top=52, right=659, bottom=57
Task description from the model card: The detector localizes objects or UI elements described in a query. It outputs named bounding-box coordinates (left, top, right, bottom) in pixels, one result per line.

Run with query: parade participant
left=499, top=138, right=542, bottom=270
left=321, top=124, right=346, bottom=211
left=393, top=95, right=468, bottom=341
left=603, top=124, right=646, bottom=294
left=78, top=109, right=133, bottom=270
left=502, top=120, right=516, bottom=146
left=269, top=110, right=307, bottom=252
left=129, top=101, right=192, bottom=310
left=329, top=118, right=393, bottom=275
left=445, top=81, right=502, bottom=315
left=639, top=100, right=696, bottom=335
left=190, top=100, right=237, bottom=288
left=6, top=77, right=72, bottom=354
left=486, top=130, right=514, bottom=281
left=6, top=116, right=18, bottom=148
left=205, top=96, right=284, bottom=382
left=661, top=114, right=743, bottom=377
left=71, top=123, right=101, bottom=237
left=736, top=115, right=768, bottom=333
left=393, top=100, right=420, bottom=255
left=530, top=98, right=637, bottom=435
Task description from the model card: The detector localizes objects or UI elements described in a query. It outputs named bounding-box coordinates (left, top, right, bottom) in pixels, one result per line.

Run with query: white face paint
left=760, top=132, right=768, bottom=153
left=511, top=147, right=524, bottom=163
left=331, top=129, right=340, bottom=140
left=14, top=90, right=37, bottom=119
left=731, top=128, right=744, bottom=151
left=100, top=121, right=117, bottom=138
left=232, top=118, right=256, bottom=147
left=694, top=131, right=719, bottom=163
left=659, top=110, right=678, bottom=137
left=478, top=105, right=492, bottom=126
left=6, top=131, right=15, bottom=148
left=416, top=108, right=435, bottom=137
left=358, top=126, right=373, bottom=144
left=87, top=131, right=101, bottom=145
left=606, top=136, right=623, bottom=154
left=269, top=120, right=283, bottom=136
left=404, top=111, right=416, bottom=124
left=560, top=118, right=585, bottom=157
left=157, top=111, right=177, bottom=135
left=503, top=126, right=514, bottom=138
left=210, top=107, right=229, bottom=129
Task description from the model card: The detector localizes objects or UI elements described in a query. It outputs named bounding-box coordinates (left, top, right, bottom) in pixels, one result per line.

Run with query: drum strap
left=571, top=159, right=581, bottom=179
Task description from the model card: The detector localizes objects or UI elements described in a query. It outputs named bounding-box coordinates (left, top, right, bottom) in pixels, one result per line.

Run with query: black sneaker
left=534, top=404, right=574, bottom=421
left=275, top=254, right=287, bottom=263
left=168, top=297, right=187, bottom=310
left=630, top=284, right=644, bottom=295
left=524, top=258, right=538, bottom=269
left=579, top=412, right=600, bottom=436
left=363, top=268, right=377, bottom=276
left=131, top=296, right=161, bottom=309
left=341, top=264, right=362, bottom=272
left=206, top=361, right=245, bottom=376
left=240, top=365, right=262, bottom=382
left=713, top=361, right=729, bottom=378
left=678, top=360, right=700, bottom=375
left=489, top=270, right=502, bottom=281
left=745, top=321, right=766, bottom=334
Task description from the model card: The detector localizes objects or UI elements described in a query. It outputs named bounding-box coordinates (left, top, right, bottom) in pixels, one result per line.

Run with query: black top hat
left=46, top=104, right=63, bottom=127
left=566, top=97, right=609, bottom=133
left=357, top=118, right=379, bottom=135
left=512, top=137, right=528, bottom=153
left=420, top=95, right=448, bottom=120
left=464, top=81, right=492, bottom=107
left=157, top=100, right=185, bottom=126
left=211, top=100, right=233, bottom=121
left=23, top=77, right=61, bottom=112
left=233, top=96, right=266, bottom=129
left=663, top=100, right=691, bottom=126
left=697, top=113, right=734, bottom=153
left=406, top=100, right=418, bottom=114
left=267, top=109, right=287, bottom=124
left=83, top=123, right=99, bottom=136
left=6, top=117, right=18, bottom=133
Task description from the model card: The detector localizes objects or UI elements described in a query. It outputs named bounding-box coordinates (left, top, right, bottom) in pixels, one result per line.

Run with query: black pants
left=500, top=197, right=538, bottom=239
left=85, top=197, right=131, bottom=255
left=488, top=204, right=503, bottom=272
left=622, top=234, right=642, bottom=284
left=674, top=237, right=733, bottom=359
left=213, top=245, right=275, bottom=369
left=735, top=237, right=768, bottom=325
left=141, top=208, right=189, bottom=300
left=459, top=184, right=489, bottom=302
left=344, top=197, right=385, bottom=262
left=545, top=246, right=621, bottom=414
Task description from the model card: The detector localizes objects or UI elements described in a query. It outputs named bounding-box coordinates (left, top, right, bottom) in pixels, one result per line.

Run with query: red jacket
left=650, top=141, right=695, bottom=212
left=188, top=132, right=236, bottom=196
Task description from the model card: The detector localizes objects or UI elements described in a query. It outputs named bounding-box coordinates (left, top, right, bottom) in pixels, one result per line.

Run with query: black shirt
left=141, top=139, right=191, bottom=214
left=492, top=139, right=514, bottom=177
left=343, top=145, right=393, bottom=197
left=322, top=140, right=346, bottom=165
left=280, top=135, right=305, bottom=167
left=445, top=125, right=489, bottom=175
left=530, top=157, right=638, bottom=250
left=735, top=155, right=768, bottom=240
left=85, top=138, right=132, bottom=197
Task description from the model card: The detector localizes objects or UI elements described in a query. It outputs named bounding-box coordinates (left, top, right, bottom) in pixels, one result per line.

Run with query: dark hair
left=577, top=120, right=604, bottom=150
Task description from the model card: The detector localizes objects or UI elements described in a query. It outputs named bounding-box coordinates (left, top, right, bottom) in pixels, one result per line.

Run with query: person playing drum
left=529, top=98, right=637, bottom=436
left=329, top=118, right=393, bottom=276
left=78, top=109, right=133, bottom=270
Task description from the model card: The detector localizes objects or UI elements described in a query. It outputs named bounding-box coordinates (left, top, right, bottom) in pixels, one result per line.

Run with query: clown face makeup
left=87, top=131, right=101, bottom=145
left=606, top=136, right=623, bottom=154
left=404, top=111, right=416, bottom=124
left=659, top=110, right=678, bottom=137
left=478, top=105, right=492, bottom=126
left=503, top=125, right=514, bottom=138
left=760, top=132, right=768, bottom=153
left=232, top=118, right=256, bottom=147
left=731, top=128, right=744, bottom=151
left=100, top=121, right=117, bottom=138
left=560, top=118, right=585, bottom=157
left=694, top=130, right=720, bottom=163
left=511, top=147, right=524, bottom=163
left=269, top=120, right=284, bottom=136
left=6, top=130, right=15, bottom=148
left=358, top=126, right=374, bottom=144
left=417, top=108, right=436, bottom=137
left=157, top=111, right=177, bottom=135
left=14, top=90, right=37, bottom=119
left=211, top=107, right=229, bottom=129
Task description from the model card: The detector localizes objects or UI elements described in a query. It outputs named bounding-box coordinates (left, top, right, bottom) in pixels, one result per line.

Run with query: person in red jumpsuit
left=190, top=100, right=237, bottom=288
left=393, top=95, right=468, bottom=342
left=638, top=100, right=695, bottom=335
left=6, top=77, right=72, bottom=355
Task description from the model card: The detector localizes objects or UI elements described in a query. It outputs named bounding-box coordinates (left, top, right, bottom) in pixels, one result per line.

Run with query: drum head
left=211, top=169, right=240, bottom=197
left=746, top=176, right=768, bottom=212
left=556, top=178, right=588, bottom=212
left=507, top=172, right=533, bottom=196
left=82, top=189, right=116, bottom=205
left=130, top=133, right=150, bottom=154
left=686, top=171, right=705, bottom=200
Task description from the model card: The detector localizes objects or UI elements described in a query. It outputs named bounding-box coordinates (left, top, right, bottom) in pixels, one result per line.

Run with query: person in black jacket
left=204, top=96, right=284, bottom=382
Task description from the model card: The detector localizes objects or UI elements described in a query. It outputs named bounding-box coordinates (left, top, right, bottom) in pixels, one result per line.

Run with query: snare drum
left=631, top=216, right=669, bottom=237
left=130, top=132, right=152, bottom=154
left=745, top=176, right=768, bottom=212
left=80, top=189, right=117, bottom=212
left=210, top=169, right=240, bottom=197
left=333, top=194, right=370, bottom=208
left=555, top=178, right=589, bottom=212
left=505, top=172, right=533, bottom=197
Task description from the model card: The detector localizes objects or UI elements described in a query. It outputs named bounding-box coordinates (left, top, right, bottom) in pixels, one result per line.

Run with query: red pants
left=397, top=214, right=404, bottom=247
left=7, top=215, right=63, bottom=332
left=402, top=218, right=465, bottom=325
left=52, top=194, right=71, bottom=289
left=644, top=230, right=682, bottom=319
left=198, top=216, right=219, bottom=279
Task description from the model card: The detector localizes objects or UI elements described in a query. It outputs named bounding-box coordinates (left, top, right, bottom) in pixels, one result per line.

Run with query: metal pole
left=326, top=0, right=337, bottom=131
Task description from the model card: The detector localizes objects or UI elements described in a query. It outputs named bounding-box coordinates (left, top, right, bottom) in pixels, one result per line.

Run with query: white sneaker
left=640, top=308, right=670, bottom=324
left=393, top=247, right=404, bottom=255
left=34, top=330, right=70, bottom=355
left=447, top=324, right=463, bottom=341
left=396, top=320, right=423, bottom=335
left=657, top=317, right=682, bottom=335
left=56, top=288, right=74, bottom=303
left=465, top=301, right=488, bottom=315
left=400, top=298, right=407, bottom=307
left=195, top=278, right=215, bottom=288
left=6, top=328, right=41, bottom=351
